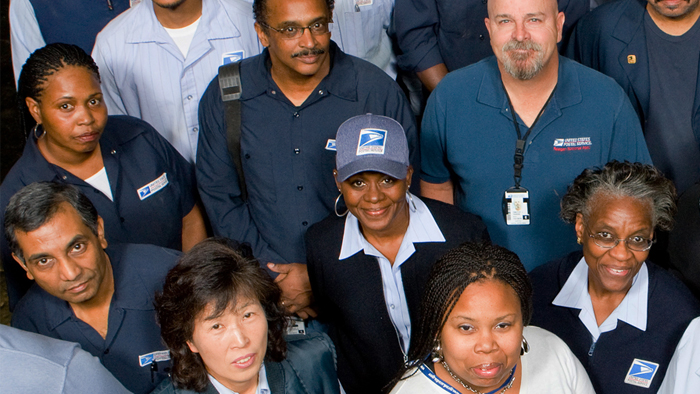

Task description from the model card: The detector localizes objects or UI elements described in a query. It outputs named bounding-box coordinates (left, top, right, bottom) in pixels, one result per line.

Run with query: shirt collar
left=338, top=194, right=445, bottom=260
left=553, top=257, right=649, bottom=340
left=208, top=364, right=270, bottom=394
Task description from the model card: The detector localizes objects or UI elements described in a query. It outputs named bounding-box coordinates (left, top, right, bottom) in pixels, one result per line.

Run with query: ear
left=186, top=340, right=199, bottom=354
left=96, top=216, right=108, bottom=250
left=255, top=22, right=270, bottom=48
left=25, top=97, right=42, bottom=125
left=484, top=17, right=491, bottom=37
left=12, top=253, right=34, bottom=280
left=556, top=12, right=565, bottom=43
left=574, top=213, right=584, bottom=242
left=333, top=170, right=342, bottom=192
left=405, top=166, right=414, bottom=189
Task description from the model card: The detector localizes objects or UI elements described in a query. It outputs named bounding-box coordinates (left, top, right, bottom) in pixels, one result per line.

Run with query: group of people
left=2, top=0, right=700, bottom=393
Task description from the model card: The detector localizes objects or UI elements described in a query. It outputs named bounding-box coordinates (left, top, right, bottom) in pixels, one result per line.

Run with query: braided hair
left=391, top=242, right=532, bottom=389
left=16, top=43, right=101, bottom=133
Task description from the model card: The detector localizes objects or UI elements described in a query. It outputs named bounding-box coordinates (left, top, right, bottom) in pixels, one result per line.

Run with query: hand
left=267, top=263, right=316, bottom=318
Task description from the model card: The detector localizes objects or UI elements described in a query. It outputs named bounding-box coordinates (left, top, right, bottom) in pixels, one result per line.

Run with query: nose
left=608, top=239, right=633, bottom=261
left=474, top=329, right=498, bottom=354
left=76, top=104, right=96, bottom=125
left=229, top=325, right=250, bottom=348
left=58, top=258, right=82, bottom=282
left=298, top=27, right=318, bottom=48
left=363, top=182, right=385, bottom=203
left=512, top=20, right=530, bottom=42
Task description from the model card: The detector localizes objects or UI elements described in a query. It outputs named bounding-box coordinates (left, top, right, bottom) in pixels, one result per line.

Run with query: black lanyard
left=504, top=83, right=557, bottom=188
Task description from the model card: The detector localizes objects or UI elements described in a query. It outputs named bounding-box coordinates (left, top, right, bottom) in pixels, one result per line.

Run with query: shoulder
left=422, top=197, right=488, bottom=240
left=389, top=366, right=442, bottom=394
left=306, top=214, right=344, bottom=244
left=578, top=0, right=642, bottom=31
left=561, top=57, right=627, bottom=97
left=647, top=262, right=700, bottom=311
left=0, top=324, right=77, bottom=365
left=102, top=115, right=156, bottom=145
left=523, top=326, right=570, bottom=351
left=11, top=284, right=59, bottom=332
left=111, top=243, right=181, bottom=283
left=530, top=251, right=581, bottom=282
left=285, top=332, right=336, bottom=360
left=150, top=378, right=200, bottom=394
left=95, top=1, right=149, bottom=43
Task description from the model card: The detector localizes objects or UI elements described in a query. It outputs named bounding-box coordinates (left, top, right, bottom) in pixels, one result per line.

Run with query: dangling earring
left=33, top=123, right=45, bottom=139
left=407, top=191, right=417, bottom=213
left=520, top=335, right=530, bottom=355
left=334, top=192, right=348, bottom=217
left=431, top=339, right=443, bottom=363
left=577, top=237, right=582, bottom=245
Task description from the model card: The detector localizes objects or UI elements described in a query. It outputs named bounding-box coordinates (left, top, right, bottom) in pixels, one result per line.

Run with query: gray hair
left=560, top=161, right=677, bottom=231
left=4, top=182, right=99, bottom=262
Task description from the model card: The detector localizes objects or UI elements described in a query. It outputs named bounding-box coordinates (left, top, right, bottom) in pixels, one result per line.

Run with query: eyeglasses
left=259, top=20, right=333, bottom=40
left=585, top=227, right=655, bottom=252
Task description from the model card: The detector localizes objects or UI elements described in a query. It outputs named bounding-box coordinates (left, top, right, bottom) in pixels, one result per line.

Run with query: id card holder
left=286, top=316, right=306, bottom=335
left=502, top=187, right=531, bottom=225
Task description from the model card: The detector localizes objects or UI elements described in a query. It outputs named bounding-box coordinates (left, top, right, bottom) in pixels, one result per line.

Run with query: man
left=569, top=0, right=700, bottom=196
left=394, top=0, right=589, bottom=91
left=0, top=324, right=130, bottom=394
left=92, top=0, right=261, bottom=162
left=196, top=0, right=418, bottom=315
left=7, top=182, right=180, bottom=394
left=420, top=0, right=651, bottom=271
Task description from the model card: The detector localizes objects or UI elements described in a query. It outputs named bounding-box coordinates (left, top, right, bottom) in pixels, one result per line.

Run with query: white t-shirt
left=84, top=167, right=114, bottom=201
left=389, top=326, right=595, bottom=394
left=163, top=17, right=201, bottom=57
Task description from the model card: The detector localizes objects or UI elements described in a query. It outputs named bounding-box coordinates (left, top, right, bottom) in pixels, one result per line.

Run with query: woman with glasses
left=529, top=161, right=700, bottom=394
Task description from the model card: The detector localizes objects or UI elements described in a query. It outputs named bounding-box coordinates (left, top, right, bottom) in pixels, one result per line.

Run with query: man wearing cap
left=419, top=0, right=650, bottom=271
left=196, top=0, right=418, bottom=316
left=305, top=114, right=488, bottom=394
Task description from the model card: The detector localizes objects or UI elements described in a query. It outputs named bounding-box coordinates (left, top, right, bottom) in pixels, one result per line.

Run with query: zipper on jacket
left=588, top=340, right=597, bottom=356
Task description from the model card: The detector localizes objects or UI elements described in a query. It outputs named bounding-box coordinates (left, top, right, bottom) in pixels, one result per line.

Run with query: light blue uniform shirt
left=338, top=195, right=445, bottom=353
left=553, top=257, right=649, bottom=342
left=9, top=0, right=45, bottom=86
left=209, top=364, right=270, bottom=394
left=92, top=0, right=262, bottom=162
left=657, top=317, right=700, bottom=394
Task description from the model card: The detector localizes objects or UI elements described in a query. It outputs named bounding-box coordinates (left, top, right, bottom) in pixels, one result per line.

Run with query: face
left=646, top=0, right=700, bottom=20
left=12, top=203, right=110, bottom=306
left=485, top=0, right=564, bottom=80
left=152, top=0, right=188, bottom=10
left=187, top=297, right=268, bottom=393
left=438, top=280, right=523, bottom=392
left=575, top=195, right=654, bottom=296
left=335, top=169, right=413, bottom=236
left=25, top=66, right=107, bottom=156
left=254, top=0, right=332, bottom=81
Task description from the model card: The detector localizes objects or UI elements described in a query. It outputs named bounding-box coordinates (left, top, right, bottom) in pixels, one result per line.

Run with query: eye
left=596, top=231, right=613, bottom=239
left=59, top=103, right=74, bottom=111
left=529, top=18, right=541, bottom=22
left=243, top=311, right=254, bottom=319
left=629, top=235, right=646, bottom=243
left=350, top=179, right=366, bottom=188
left=71, top=242, right=87, bottom=254
left=89, top=98, right=101, bottom=106
left=496, top=322, right=512, bottom=330
left=380, top=177, right=395, bottom=186
left=458, top=324, right=474, bottom=332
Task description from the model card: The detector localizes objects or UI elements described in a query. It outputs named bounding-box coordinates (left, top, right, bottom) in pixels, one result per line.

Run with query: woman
left=152, top=238, right=339, bottom=394
left=0, top=43, right=206, bottom=307
left=305, top=114, right=490, bottom=393
left=529, top=161, right=700, bottom=394
left=389, top=242, right=595, bottom=394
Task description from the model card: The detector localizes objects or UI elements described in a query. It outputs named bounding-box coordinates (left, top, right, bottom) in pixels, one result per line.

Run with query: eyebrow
left=495, top=12, right=545, bottom=19
left=203, top=300, right=254, bottom=320
left=51, top=91, right=103, bottom=105
left=277, top=16, right=327, bottom=27
left=26, top=234, right=86, bottom=263
left=452, top=313, right=517, bottom=321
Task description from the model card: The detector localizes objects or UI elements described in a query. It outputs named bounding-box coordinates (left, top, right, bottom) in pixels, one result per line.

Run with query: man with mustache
left=7, top=182, right=180, bottom=394
left=569, top=0, right=700, bottom=198
left=420, top=0, right=651, bottom=271
left=196, top=0, right=418, bottom=318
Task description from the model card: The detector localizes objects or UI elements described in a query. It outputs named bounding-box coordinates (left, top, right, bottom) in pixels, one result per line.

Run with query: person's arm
left=420, top=180, right=454, bottom=204
left=65, top=345, right=133, bottom=394
left=181, top=204, right=207, bottom=251
left=609, top=88, right=652, bottom=164
left=267, top=262, right=316, bottom=318
left=10, top=0, right=46, bottom=86
left=92, top=34, right=130, bottom=116
left=416, top=63, right=449, bottom=92
left=395, top=0, right=446, bottom=77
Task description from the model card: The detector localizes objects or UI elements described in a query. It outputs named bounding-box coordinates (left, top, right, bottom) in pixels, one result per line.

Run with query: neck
left=499, top=55, right=559, bottom=127
left=270, top=54, right=331, bottom=107
left=361, top=204, right=410, bottom=265
left=647, top=3, right=700, bottom=36
left=587, top=274, right=629, bottom=326
left=220, top=373, right=258, bottom=394
left=153, top=0, right=202, bottom=29
left=70, top=254, right=114, bottom=338
left=38, top=139, right=104, bottom=179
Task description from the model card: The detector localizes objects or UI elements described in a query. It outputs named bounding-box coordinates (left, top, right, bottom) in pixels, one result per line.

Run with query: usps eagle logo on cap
left=357, top=128, right=387, bottom=156
left=624, top=359, right=659, bottom=388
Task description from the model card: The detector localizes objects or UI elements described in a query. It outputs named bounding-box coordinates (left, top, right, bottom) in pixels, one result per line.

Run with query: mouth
left=471, top=363, right=503, bottom=379
left=291, top=49, right=326, bottom=64
left=66, top=281, right=89, bottom=293
left=362, top=206, right=390, bottom=218
left=232, top=353, right=256, bottom=369
left=75, top=131, right=100, bottom=143
left=604, top=266, right=631, bottom=276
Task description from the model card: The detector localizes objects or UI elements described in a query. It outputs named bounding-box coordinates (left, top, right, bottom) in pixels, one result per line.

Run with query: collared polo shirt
left=93, top=0, right=262, bottom=162
left=0, top=115, right=195, bottom=308
left=209, top=365, right=270, bottom=394
left=553, top=257, right=649, bottom=341
left=421, top=55, right=651, bottom=270
left=11, top=243, right=181, bottom=394
left=196, top=41, right=418, bottom=265
left=338, top=195, right=445, bottom=353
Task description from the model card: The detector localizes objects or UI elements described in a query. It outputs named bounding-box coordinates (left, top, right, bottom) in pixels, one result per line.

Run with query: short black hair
left=155, top=238, right=288, bottom=392
left=4, top=182, right=99, bottom=262
left=253, top=0, right=335, bottom=24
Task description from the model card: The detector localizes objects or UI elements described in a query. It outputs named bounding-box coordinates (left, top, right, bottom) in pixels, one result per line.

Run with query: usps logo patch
left=222, top=50, right=245, bottom=65
left=624, top=359, right=659, bottom=388
left=553, top=137, right=592, bottom=152
left=138, top=350, right=171, bottom=367
left=137, top=173, right=168, bottom=200
left=325, top=139, right=336, bottom=151
left=356, top=128, right=387, bottom=155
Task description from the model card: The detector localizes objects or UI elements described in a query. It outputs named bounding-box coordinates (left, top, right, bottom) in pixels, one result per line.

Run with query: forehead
left=39, top=66, right=101, bottom=99
left=197, top=295, right=263, bottom=321
left=265, top=0, right=329, bottom=23
left=451, top=279, right=521, bottom=317
left=488, top=0, right=557, bottom=17
left=586, top=194, right=653, bottom=229
left=15, top=204, right=92, bottom=254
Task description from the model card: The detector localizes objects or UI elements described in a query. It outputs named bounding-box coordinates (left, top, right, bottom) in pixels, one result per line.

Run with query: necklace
left=440, top=361, right=516, bottom=394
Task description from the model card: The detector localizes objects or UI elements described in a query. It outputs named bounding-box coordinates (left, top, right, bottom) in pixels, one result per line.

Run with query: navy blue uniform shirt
left=11, top=243, right=181, bottom=394
left=196, top=42, right=419, bottom=265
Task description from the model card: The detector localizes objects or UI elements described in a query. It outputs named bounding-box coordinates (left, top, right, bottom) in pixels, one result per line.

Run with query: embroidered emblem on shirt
left=624, top=358, right=659, bottom=388
left=553, top=137, right=592, bottom=152
left=357, top=128, right=387, bottom=155
left=222, top=50, right=245, bottom=65
left=138, top=350, right=171, bottom=367
left=325, top=139, right=337, bottom=151
left=356, top=0, right=374, bottom=6
left=627, top=55, right=637, bottom=64
left=137, top=173, right=169, bottom=200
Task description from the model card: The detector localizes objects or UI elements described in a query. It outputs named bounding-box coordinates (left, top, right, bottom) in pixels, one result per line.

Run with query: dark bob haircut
left=394, top=242, right=532, bottom=385
left=4, top=182, right=99, bottom=262
left=155, top=238, right=287, bottom=391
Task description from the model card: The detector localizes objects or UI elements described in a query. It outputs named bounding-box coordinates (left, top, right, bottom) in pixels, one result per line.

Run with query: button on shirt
left=553, top=257, right=649, bottom=342
left=338, top=195, right=445, bottom=353
left=92, top=0, right=262, bottom=162
left=209, top=365, right=270, bottom=394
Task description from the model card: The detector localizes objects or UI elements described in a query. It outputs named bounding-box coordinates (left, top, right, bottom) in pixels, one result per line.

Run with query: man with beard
left=196, top=0, right=418, bottom=317
left=419, top=0, right=651, bottom=271
left=92, top=0, right=261, bottom=162
left=569, top=0, right=700, bottom=197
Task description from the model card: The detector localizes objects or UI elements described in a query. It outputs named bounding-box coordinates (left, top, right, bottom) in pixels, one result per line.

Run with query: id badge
left=503, top=187, right=531, bottom=225
left=286, top=316, right=306, bottom=335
